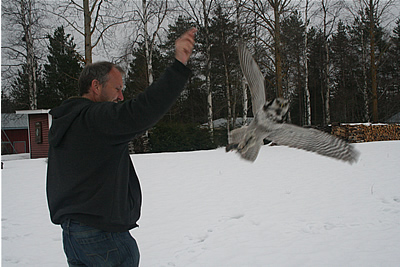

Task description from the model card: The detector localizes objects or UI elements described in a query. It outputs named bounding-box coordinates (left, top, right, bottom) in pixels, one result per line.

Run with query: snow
left=2, top=141, right=400, bottom=266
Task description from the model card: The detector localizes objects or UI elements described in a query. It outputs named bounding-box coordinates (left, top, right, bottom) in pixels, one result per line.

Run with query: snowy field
left=2, top=141, right=400, bottom=266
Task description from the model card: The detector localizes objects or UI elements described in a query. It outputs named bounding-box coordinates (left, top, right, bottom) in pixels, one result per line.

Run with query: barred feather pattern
left=226, top=43, right=359, bottom=163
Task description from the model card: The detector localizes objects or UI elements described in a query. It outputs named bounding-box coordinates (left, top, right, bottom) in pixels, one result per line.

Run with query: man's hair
left=78, top=61, right=125, bottom=96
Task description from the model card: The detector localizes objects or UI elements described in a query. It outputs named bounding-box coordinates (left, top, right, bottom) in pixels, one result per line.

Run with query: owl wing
left=266, top=123, right=359, bottom=163
left=238, top=42, right=266, bottom=115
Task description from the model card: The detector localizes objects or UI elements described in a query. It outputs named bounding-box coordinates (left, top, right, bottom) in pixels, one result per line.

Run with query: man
left=47, top=28, right=197, bottom=266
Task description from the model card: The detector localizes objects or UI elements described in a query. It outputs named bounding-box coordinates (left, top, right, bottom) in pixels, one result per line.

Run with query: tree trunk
left=361, top=29, right=370, bottom=122
left=206, top=49, right=213, bottom=137
left=321, top=0, right=331, bottom=126
left=235, top=0, right=248, bottom=126
left=324, top=39, right=331, bottom=125
left=242, top=78, right=248, bottom=124
left=274, top=3, right=283, bottom=98
left=83, top=0, right=92, bottom=64
left=304, top=0, right=311, bottom=125
left=203, top=0, right=213, bottom=139
left=142, top=0, right=153, bottom=85
left=22, top=0, right=37, bottom=109
left=222, top=48, right=232, bottom=133
left=369, top=0, right=378, bottom=122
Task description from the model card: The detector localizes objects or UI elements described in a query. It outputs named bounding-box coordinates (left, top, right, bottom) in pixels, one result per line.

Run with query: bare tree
left=244, top=0, right=292, bottom=98
left=318, top=0, right=342, bottom=125
left=2, top=0, right=46, bottom=110
left=50, top=0, right=131, bottom=64
left=132, top=0, right=172, bottom=86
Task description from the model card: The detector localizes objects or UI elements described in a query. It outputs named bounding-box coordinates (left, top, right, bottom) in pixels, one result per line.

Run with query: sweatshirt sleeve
left=83, top=59, right=192, bottom=143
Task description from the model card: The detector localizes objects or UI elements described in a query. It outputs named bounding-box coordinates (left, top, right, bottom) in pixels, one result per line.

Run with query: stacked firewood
left=331, top=123, right=400, bottom=143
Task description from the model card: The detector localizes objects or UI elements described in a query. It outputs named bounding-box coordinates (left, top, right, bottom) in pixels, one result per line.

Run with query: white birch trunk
left=206, top=52, right=213, bottom=136
left=22, top=0, right=37, bottom=109
left=223, top=49, right=232, bottom=133
left=242, top=78, right=248, bottom=125
left=235, top=0, right=248, bottom=126
left=142, top=0, right=153, bottom=85
left=202, top=0, right=213, bottom=138
left=304, top=0, right=311, bottom=125
left=83, top=0, right=92, bottom=64
left=322, top=0, right=331, bottom=125
left=324, top=40, right=331, bottom=125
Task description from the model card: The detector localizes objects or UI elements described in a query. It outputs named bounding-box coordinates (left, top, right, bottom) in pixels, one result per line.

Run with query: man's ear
left=91, top=79, right=101, bottom=95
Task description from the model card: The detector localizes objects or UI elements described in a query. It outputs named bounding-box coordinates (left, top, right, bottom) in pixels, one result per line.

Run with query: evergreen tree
left=330, top=21, right=363, bottom=122
left=393, top=19, right=400, bottom=49
left=162, top=15, right=207, bottom=124
left=41, top=26, right=83, bottom=109
left=307, top=27, right=325, bottom=125
left=1, top=91, right=16, bottom=113
left=9, top=62, right=44, bottom=111
left=379, top=19, right=400, bottom=119
left=389, top=19, right=400, bottom=116
left=209, top=4, right=241, bottom=125
left=10, top=66, right=31, bottom=111
left=125, top=44, right=167, bottom=101
left=349, top=10, right=391, bottom=121
left=281, top=11, right=305, bottom=125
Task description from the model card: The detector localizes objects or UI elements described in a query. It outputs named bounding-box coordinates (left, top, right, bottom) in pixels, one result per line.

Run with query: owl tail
left=226, top=127, right=262, bottom=162
left=227, top=126, right=248, bottom=145
left=238, top=142, right=262, bottom=162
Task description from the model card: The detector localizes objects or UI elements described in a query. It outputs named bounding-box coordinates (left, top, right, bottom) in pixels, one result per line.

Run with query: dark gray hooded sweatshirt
left=47, top=60, right=191, bottom=232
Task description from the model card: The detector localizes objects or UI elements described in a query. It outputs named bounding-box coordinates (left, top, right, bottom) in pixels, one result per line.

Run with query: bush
left=149, top=122, right=219, bottom=153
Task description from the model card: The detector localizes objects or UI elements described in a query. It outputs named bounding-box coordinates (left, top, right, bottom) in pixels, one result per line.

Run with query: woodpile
left=331, top=123, right=400, bottom=143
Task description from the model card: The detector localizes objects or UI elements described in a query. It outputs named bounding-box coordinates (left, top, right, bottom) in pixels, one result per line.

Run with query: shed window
left=35, top=122, right=42, bottom=144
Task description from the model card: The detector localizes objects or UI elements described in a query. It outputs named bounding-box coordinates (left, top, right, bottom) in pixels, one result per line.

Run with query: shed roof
left=387, top=112, right=400, bottom=123
left=16, top=109, right=50, bottom=115
left=1, top=114, right=28, bottom=130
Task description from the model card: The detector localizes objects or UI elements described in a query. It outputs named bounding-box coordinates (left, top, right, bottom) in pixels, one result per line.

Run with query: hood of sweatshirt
left=49, top=97, right=92, bottom=147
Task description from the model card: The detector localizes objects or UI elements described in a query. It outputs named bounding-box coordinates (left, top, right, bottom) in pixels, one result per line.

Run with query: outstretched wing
left=266, top=123, right=359, bottom=163
left=238, top=42, right=266, bottom=116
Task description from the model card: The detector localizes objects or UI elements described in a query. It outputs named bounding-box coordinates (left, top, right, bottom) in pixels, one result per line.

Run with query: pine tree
left=40, top=26, right=83, bottom=109
left=1, top=91, right=15, bottom=113
left=330, top=21, right=363, bottom=122
left=10, top=66, right=31, bottom=111
left=124, top=44, right=166, bottom=101
left=162, top=15, right=207, bottom=124
left=379, top=19, right=400, bottom=119
left=209, top=4, right=241, bottom=131
left=307, top=27, right=325, bottom=125
left=281, top=11, right=305, bottom=125
left=9, top=62, right=44, bottom=111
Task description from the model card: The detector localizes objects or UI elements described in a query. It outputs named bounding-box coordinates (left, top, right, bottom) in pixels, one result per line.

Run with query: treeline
left=2, top=1, right=400, bottom=151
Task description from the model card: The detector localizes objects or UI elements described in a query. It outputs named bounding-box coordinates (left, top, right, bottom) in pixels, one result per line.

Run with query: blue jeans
left=61, top=219, right=140, bottom=267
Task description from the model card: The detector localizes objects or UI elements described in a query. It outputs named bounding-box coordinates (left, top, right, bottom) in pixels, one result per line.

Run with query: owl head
left=262, top=98, right=289, bottom=122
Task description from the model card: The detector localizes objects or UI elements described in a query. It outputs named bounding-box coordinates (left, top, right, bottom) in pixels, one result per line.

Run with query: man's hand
left=175, top=28, right=197, bottom=65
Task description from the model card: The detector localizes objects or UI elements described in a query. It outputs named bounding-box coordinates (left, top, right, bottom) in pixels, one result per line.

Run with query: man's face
left=98, top=67, right=124, bottom=103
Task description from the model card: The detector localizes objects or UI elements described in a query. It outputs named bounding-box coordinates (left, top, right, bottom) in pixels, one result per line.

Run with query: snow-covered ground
left=2, top=141, right=400, bottom=266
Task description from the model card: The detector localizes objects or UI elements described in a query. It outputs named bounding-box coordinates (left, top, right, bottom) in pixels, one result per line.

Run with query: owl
left=226, top=43, right=359, bottom=163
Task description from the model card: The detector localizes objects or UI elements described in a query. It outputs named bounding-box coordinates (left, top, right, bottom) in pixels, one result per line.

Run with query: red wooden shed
left=16, top=109, right=51, bottom=159
left=1, top=113, right=30, bottom=154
